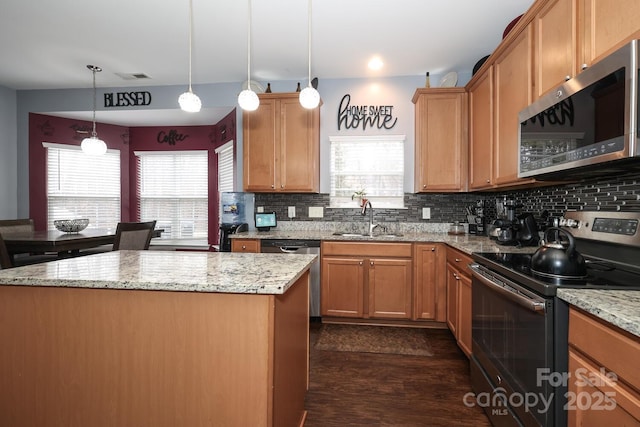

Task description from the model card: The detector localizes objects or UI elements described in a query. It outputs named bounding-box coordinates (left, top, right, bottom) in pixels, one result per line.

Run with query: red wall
left=28, top=110, right=237, bottom=246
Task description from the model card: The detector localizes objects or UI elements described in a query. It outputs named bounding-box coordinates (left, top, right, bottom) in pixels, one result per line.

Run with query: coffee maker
left=492, top=198, right=539, bottom=246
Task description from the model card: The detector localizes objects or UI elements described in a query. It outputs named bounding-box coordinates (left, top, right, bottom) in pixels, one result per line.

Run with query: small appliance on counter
left=490, top=197, right=539, bottom=247
left=219, top=223, right=248, bottom=252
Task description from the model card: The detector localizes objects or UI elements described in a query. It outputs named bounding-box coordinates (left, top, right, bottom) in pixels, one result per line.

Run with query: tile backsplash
left=255, top=172, right=640, bottom=225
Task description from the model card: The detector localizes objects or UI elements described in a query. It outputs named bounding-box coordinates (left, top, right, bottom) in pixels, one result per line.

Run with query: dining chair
left=0, top=218, right=34, bottom=235
left=0, top=233, right=13, bottom=269
left=112, top=221, right=157, bottom=250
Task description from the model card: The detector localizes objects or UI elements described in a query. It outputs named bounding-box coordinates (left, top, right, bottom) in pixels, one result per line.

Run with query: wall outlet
left=256, top=206, right=264, bottom=213
left=288, top=206, right=296, bottom=218
left=422, top=207, right=431, bottom=220
left=308, top=206, right=324, bottom=218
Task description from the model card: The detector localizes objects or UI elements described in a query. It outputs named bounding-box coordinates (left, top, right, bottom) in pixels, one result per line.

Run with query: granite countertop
left=0, top=250, right=317, bottom=295
left=557, top=289, right=640, bottom=338
left=230, top=229, right=538, bottom=255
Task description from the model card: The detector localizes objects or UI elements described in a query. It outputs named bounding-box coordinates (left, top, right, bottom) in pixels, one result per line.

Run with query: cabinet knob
left=359, top=261, right=363, bottom=265
left=242, top=245, right=246, bottom=250
left=281, top=184, right=284, bottom=189
left=423, top=184, right=426, bottom=188
left=581, top=63, right=588, bottom=70
left=455, top=258, right=461, bottom=262
left=486, top=179, right=490, bottom=183
left=431, top=247, right=436, bottom=252
left=564, top=75, right=571, bottom=81
left=271, top=184, right=275, bottom=189
left=370, top=261, right=374, bottom=266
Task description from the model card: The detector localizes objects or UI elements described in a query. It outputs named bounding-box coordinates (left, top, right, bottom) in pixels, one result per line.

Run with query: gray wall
left=0, top=85, right=17, bottom=219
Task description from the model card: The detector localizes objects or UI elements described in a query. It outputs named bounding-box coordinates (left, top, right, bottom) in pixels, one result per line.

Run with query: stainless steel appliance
left=518, top=39, right=640, bottom=180
left=261, top=239, right=321, bottom=320
left=470, top=210, right=640, bottom=427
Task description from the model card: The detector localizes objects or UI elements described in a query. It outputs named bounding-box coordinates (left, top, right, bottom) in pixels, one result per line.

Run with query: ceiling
left=2, top=0, right=534, bottom=126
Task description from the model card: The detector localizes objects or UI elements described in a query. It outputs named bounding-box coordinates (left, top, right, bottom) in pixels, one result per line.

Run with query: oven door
left=469, top=264, right=554, bottom=427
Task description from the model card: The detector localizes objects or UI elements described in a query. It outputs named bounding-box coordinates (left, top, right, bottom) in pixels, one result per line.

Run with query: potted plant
left=351, top=189, right=367, bottom=207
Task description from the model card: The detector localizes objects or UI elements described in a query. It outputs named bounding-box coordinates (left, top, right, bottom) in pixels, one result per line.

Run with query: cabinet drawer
left=231, top=239, right=260, bottom=253
left=569, top=308, right=640, bottom=389
left=322, top=241, right=412, bottom=258
left=446, top=247, right=473, bottom=275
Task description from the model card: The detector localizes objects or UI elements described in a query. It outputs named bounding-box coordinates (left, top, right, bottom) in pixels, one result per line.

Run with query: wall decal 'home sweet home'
left=337, top=94, right=398, bottom=131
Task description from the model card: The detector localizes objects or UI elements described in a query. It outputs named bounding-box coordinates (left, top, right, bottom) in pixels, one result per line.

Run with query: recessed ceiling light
left=368, top=56, right=384, bottom=71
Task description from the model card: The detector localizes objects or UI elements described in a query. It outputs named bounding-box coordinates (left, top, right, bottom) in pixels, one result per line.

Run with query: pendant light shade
left=81, top=65, right=107, bottom=156
left=179, top=0, right=201, bottom=113
left=238, top=0, right=260, bottom=111
left=300, top=0, right=320, bottom=109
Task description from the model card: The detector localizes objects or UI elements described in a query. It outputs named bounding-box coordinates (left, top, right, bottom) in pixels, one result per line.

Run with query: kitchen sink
left=332, top=232, right=403, bottom=238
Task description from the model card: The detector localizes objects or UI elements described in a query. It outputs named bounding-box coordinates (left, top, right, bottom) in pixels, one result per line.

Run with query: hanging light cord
left=247, top=0, right=252, bottom=85
left=307, top=0, right=312, bottom=87
left=188, top=0, right=194, bottom=92
left=90, top=66, right=99, bottom=137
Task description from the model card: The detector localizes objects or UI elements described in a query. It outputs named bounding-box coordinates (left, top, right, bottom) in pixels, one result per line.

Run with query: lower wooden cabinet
left=446, top=246, right=473, bottom=357
left=413, top=244, right=446, bottom=321
left=321, top=241, right=413, bottom=320
left=568, top=307, right=640, bottom=425
left=230, top=239, right=260, bottom=253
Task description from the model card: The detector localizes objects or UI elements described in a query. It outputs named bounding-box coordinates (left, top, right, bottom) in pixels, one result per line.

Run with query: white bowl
left=54, top=218, right=89, bottom=233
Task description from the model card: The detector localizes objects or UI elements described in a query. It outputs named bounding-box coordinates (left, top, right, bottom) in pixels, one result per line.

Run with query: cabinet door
left=580, top=0, right=640, bottom=67
left=321, top=257, right=364, bottom=318
left=446, top=262, right=458, bottom=335
left=468, top=67, right=494, bottom=190
left=413, top=244, right=445, bottom=321
left=534, top=0, right=577, bottom=99
left=368, top=258, right=412, bottom=319
left=279, top=97, right=320, bottom=192
left=494, top=24, right=536, bottom=187
left=243, top=99, right=277, bottom=191
left=414, top=89, right=467, bottom=192
left=457, top=273, right=472, bottom=357
left=231, top=239, right=260, bottom=253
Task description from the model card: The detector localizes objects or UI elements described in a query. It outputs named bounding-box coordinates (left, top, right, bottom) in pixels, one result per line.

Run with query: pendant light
left=238, top=0, right=259, bottom=111
left=299, top=0, right=320, bottom=109
left=178, top=0, right=202, bottom=113
left=81, top=65, right=108, bottom=156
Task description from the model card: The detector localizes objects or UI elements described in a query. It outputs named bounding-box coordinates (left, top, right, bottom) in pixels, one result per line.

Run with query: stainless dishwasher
left=261, top=239, right=321, bottom=319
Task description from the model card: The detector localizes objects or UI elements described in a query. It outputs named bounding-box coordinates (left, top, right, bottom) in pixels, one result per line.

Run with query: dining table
left=3, top=228, right=163, bottom=258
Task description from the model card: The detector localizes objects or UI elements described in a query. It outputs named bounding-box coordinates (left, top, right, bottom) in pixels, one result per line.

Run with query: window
left=330, top=135, right=405, bottom=208
left=135, top=150, right=208, bottom=241
left=216, top=141, right=234, bottom=193
left=44, top=142, right=121, bottom=230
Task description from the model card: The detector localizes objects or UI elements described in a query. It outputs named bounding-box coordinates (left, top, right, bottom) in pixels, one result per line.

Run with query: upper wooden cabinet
left=493, top=24, right=536, bottom=187
left=413, top=88, right=468, bottom=192
left=242, top=93, right=320, bottom=193
left=533, top=0, right=578, bottom=99
left=579, top=0, right=640, bottom=69
left=468, top=66, right=494, bottom=190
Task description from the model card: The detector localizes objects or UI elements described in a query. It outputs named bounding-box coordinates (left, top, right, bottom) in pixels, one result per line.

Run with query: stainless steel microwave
left=518, top=39, right=639, bottom=180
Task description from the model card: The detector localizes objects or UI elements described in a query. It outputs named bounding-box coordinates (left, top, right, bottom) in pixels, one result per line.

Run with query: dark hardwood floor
left=304, top=324, right=491, bottom=427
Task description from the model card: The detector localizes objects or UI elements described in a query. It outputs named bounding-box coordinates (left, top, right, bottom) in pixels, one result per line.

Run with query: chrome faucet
left=361, top=200, right=380, bottom=236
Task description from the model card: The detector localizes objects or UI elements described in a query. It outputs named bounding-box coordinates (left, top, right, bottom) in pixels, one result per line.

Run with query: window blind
left=329, top=135, right=405, bottom=208
left=44, top=142, right=121, bottom=230
left=216, top=141, right=234, bottom=193
left=135, top=151, right=208, bottom=240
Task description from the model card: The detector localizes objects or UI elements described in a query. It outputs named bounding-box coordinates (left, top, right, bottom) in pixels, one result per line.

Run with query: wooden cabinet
left=413, top=88, right=468, bottom=192
left=321, top=241, right=413, bottom=320
left=446, top=246, right=473, bottom=357
left=533, top=0, right=577, bottom=99
left=242, top=93, right=320, bottom=193
left=568, top=307, right=640, bottom=426
left=493, top=24, right=536, bottom=187
left=579, top=0, right=640, bottom=69
left=231, top=238, right=260, bottom=253
left=468, top=66, right=494, bottom=190
left=413, top=244, right=446, bottom=321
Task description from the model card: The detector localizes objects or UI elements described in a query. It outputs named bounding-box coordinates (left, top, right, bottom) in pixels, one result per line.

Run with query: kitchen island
left=0, top=250, right=316, bottom=427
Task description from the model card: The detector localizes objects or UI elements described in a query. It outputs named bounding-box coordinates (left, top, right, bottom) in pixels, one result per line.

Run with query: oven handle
left=469, top=264, right=546, bottom=313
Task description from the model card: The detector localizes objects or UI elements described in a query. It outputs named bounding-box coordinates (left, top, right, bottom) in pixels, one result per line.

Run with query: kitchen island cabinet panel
left=231, top=238, right=260, bottom=253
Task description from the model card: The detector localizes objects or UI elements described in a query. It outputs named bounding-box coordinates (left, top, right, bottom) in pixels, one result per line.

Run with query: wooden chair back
left=113, top=221, right=157, bottom=250
left=0, top=219, right=34, bottom=236
left=0, top=234, right=13, bottom=269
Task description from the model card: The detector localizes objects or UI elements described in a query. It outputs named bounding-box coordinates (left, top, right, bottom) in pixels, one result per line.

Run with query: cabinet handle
left=564, top=75, right=571, bottom=81
left=281, top=184, right=284, bottom=189
left=556, top=90, right=563, bottom=98
left=486, top=179, right=490, bottom=183
left=581, top=63, right=588, bottom=71
left=370, top=261, right=374, bottom=266
left=271, top=184, right=275, bottom=189
left=422, top=184, right=426, bottom=188
left=359, top=261, right=363, bottom=265
left=242, top=245, right=246, bottom=250
left=455, top=258, right=461, bottom=262
left=454, top=274, right=460, bottom=280
left=431, top=247, right=435, bottom=252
